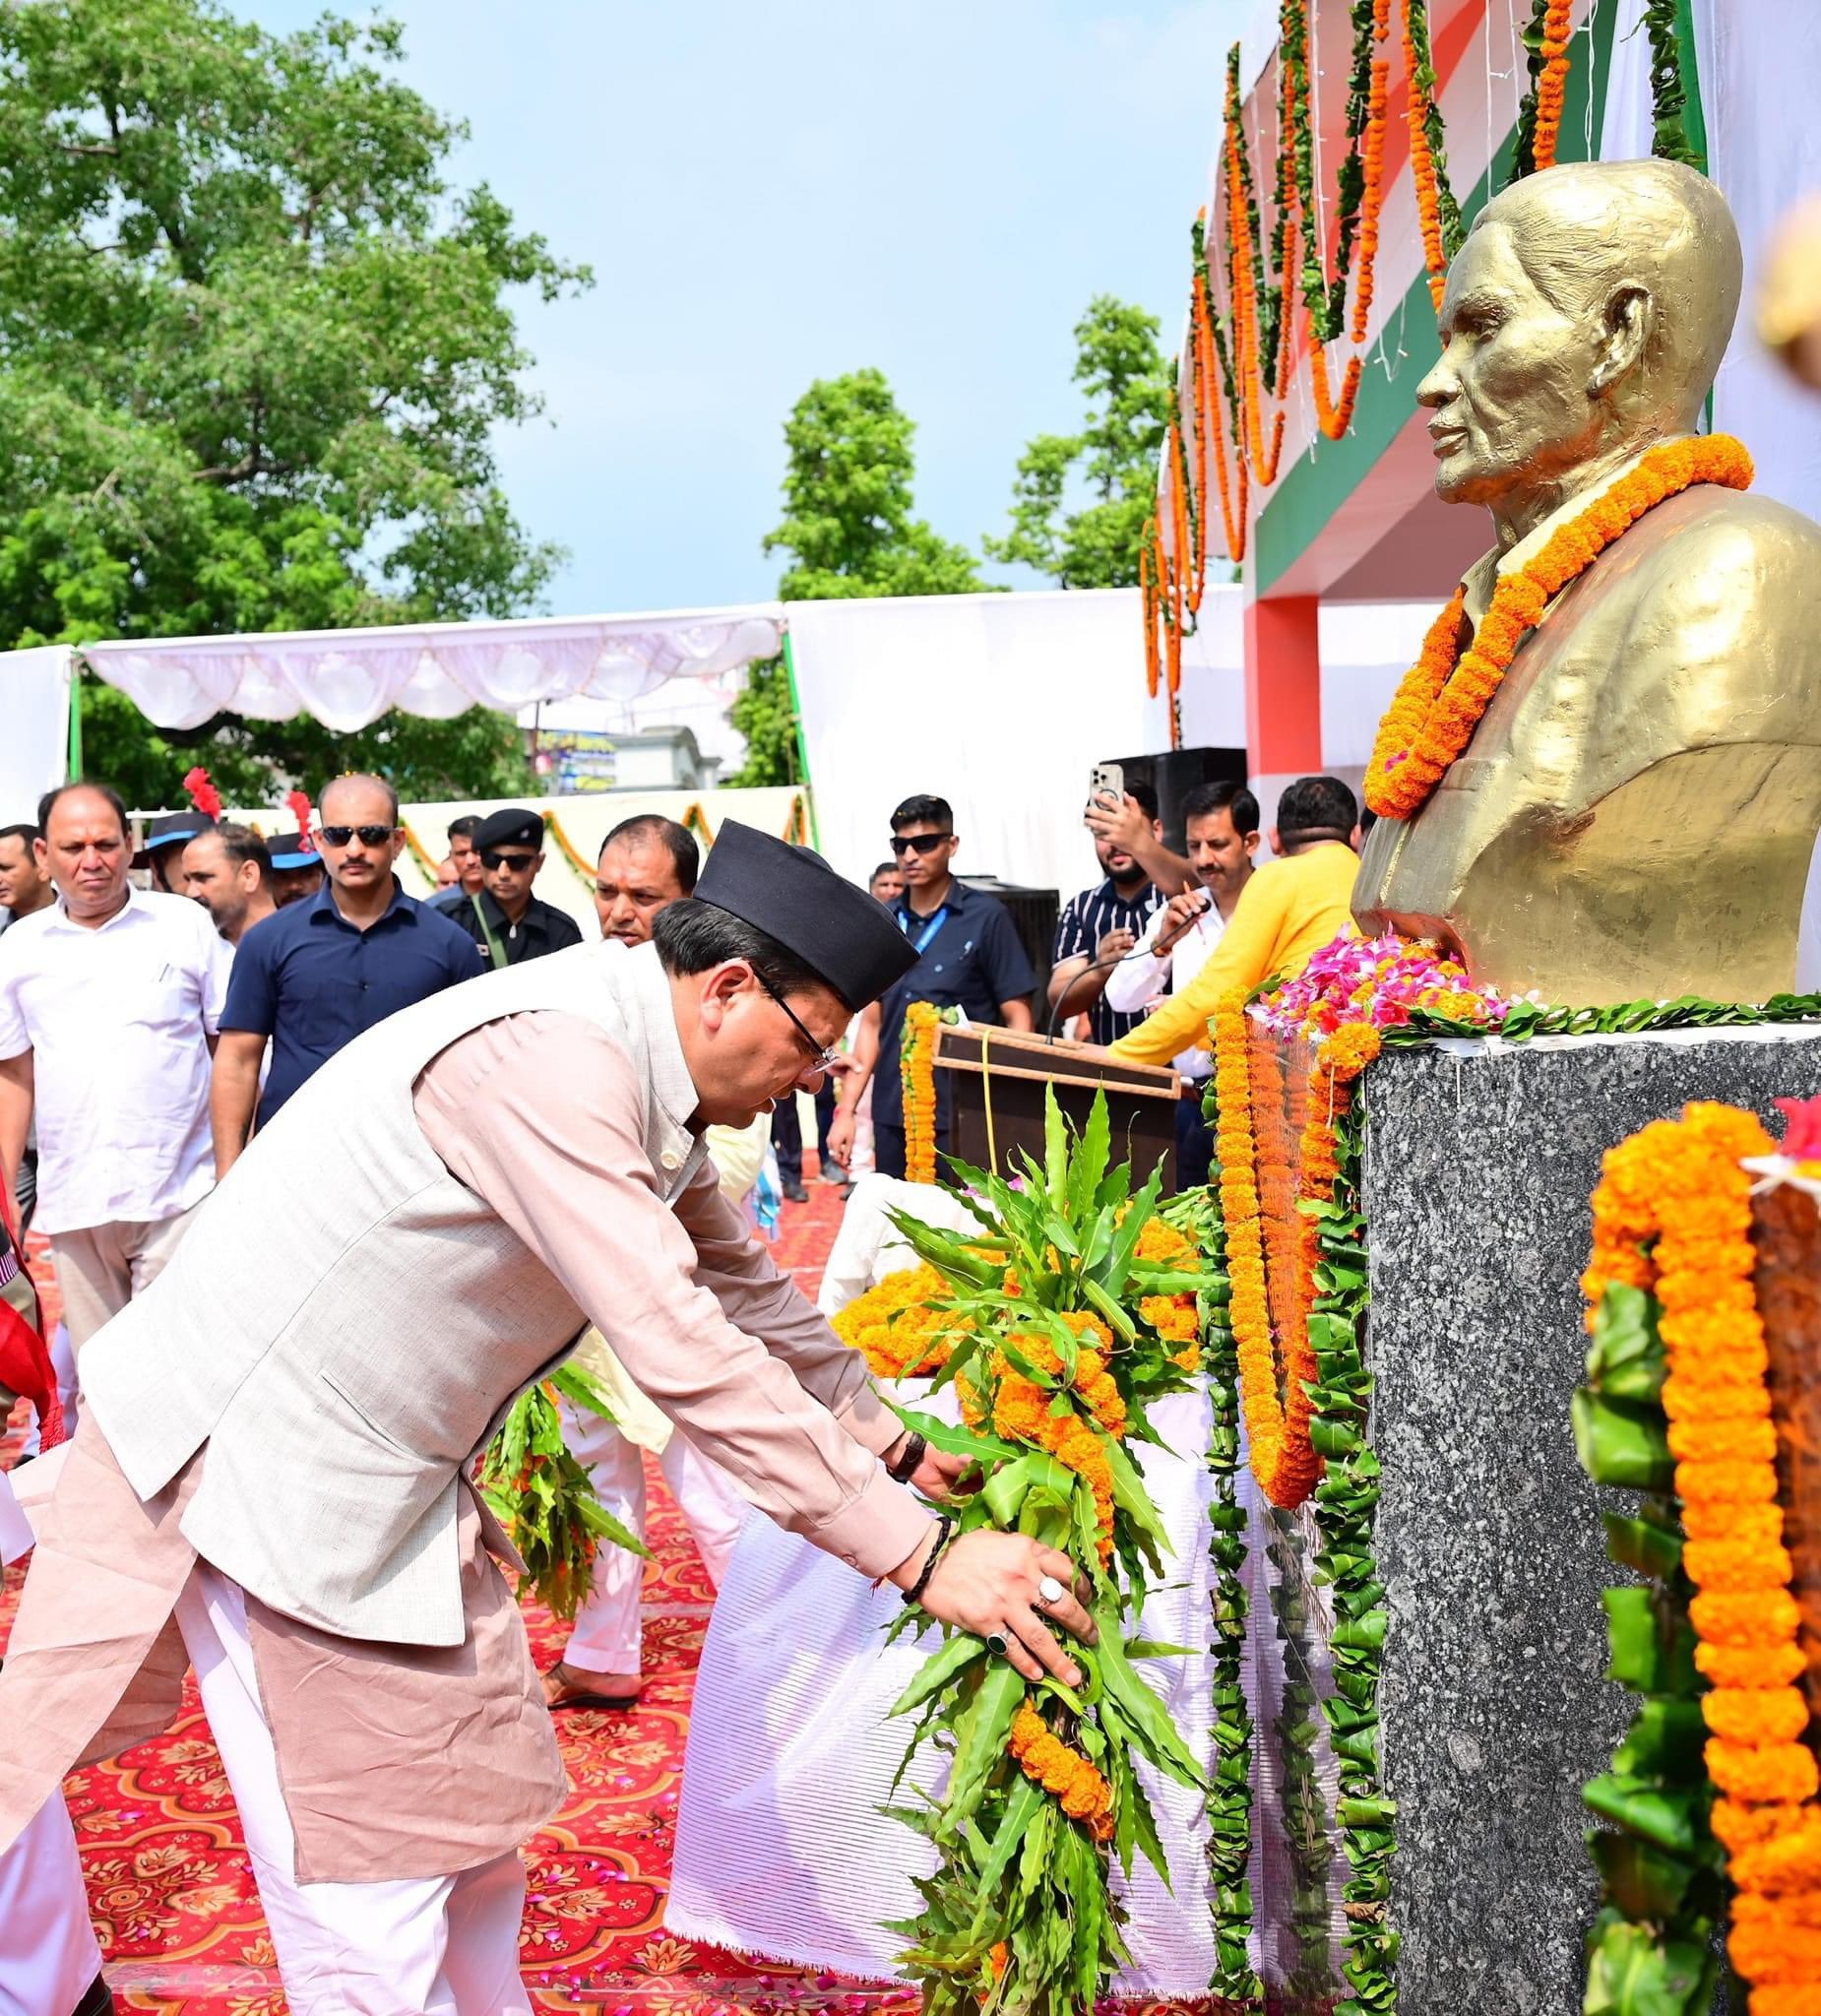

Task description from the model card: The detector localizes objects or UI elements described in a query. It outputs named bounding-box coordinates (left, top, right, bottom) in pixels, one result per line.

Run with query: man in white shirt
left=0, top=782, right=231, bottom=1351
left=1101, top=781, right=1259, bottom=1188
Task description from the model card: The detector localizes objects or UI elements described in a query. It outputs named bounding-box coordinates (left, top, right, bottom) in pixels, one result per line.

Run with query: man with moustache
left=0, top=783, right=230, bottom=1351
left=0, top=822, right=1097, bottom=2015
left=181, top=824, right=278, bottom=948
left=210, top=774, right=482, bottom=1173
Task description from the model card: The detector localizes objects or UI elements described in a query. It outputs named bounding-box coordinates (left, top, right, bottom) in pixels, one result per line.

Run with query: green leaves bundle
left=878, top=1092, right=1213, bottom=2016
left=474, top=1364, right=648, bottom=1623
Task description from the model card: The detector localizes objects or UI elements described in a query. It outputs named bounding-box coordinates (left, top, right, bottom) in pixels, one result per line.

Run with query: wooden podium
left=930, top=1025, right=1182, bottom=1188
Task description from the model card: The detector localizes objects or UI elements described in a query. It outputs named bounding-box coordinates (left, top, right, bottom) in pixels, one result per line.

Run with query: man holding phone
left=1047, top=773, right=1168, bottom=1044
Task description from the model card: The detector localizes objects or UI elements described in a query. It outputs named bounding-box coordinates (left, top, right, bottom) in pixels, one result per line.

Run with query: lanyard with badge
left=901, top=903, right=948, bottom=957
left=883, top=901, right=949, bottom=1019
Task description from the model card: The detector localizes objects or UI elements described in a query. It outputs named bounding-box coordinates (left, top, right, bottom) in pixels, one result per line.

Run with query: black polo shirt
left=222, top=878, right=485, bottom=1126
left=461, top=888, right=586, bottom=968
left=1053, top=876, right=1164, bottom=1045
left=872, top=879, right=1036, bottom=1135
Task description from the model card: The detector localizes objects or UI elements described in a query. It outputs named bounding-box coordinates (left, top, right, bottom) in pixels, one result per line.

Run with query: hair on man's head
left=602, top=814, right=700, bottom=895
left=891, top=794, right=953, bottom=833
left=1181, top=780, right=1261, bottom=835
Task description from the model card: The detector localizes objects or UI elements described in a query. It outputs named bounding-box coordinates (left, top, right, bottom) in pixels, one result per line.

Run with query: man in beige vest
left=0, top=821, right=1098, bottom=2016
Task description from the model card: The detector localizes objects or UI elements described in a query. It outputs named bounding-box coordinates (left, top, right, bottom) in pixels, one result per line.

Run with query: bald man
left=1356, top=158, right=1821, bottom=1002
left=0, top=782, right=230, bottom=1349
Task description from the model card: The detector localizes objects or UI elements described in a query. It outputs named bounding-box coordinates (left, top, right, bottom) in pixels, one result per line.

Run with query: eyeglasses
left=889, top=832, right=953, bottom=856
left=751, top=970, right=843, bottom=1075
left=480, top=850, right=538, bottom=872
left=318, top=825, right=397, bottom=848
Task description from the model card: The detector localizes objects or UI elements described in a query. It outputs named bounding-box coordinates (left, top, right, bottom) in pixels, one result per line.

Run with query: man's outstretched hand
left=891, top=1527, right=1098, bottom=1687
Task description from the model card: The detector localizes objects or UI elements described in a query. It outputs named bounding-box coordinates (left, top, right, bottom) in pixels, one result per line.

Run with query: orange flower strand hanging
left=1365, top=436, right=1754, bottom=822
left=1402, top=0, right=1450, bottom=311
left=1582, top=1102, right=1821, bottom=2013
left=1009, top=1698, right=1115, bottom=1841
left=1532, top=0, right=1574, bottom=174
left=902, top=1001, right=942, bottom=1185
left=1349, top=1, right=1394, bottom=344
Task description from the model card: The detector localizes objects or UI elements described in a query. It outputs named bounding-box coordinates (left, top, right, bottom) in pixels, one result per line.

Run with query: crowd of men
left=0, top=758, right=1369, bottom=2016
left=0, top=767, right=1371, bottom=1313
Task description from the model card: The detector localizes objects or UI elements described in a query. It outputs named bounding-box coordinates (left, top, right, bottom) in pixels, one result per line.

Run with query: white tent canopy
left=0, top=589, right=1437, bottom=892
left=81, top=603, right=785, bottom=734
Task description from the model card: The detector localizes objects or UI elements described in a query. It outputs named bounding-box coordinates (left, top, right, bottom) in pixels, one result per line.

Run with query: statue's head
left=1416, top=159, right=1741, bottom=519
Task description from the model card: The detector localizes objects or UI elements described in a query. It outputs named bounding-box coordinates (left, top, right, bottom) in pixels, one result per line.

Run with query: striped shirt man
left=1051, top=876, right=1164, bottom=1046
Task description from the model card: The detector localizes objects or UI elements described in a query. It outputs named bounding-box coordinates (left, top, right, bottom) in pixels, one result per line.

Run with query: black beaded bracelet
left=901, top=1513, right=954, bottom=1608
left=886, top=1429, right=927, bottom=1484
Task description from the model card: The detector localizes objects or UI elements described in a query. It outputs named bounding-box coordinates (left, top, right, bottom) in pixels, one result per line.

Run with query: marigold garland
left=1532, top=0, right=1574, bottom=173
left=1581, top=1102, right=1821, bottom=2014
left=1365, top=435, right=1755, bottom=822
left=831, top=1264, right=965, bottom=1379
left=1349, top=0, right=1393, bottom=344
left=1009, top=1698, right=1115, bottom=1843
left=901, top=1001, right=943, bottom=1184
left=1402, top=0, right=1451, bottom=310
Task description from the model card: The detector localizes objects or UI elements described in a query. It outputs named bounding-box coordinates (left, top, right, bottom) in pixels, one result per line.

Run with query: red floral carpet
left=3, top=1170, right=932, bottom=2015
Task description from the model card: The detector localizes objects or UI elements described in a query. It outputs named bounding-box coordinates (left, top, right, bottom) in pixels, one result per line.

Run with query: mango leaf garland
left=881, top=1091, right=1212, bottom=2016
left=475, top=1364, right=649, bottom=1623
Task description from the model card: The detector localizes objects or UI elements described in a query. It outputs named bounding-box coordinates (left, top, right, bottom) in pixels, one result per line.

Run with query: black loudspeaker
left=1103, top=746, right=1248, bottom=855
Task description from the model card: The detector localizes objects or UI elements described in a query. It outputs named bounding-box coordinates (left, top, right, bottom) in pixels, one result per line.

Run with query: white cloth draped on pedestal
left=665, top=1382, right=1232, bottom=1996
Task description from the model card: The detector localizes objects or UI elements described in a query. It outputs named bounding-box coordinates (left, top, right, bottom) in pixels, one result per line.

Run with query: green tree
left=728, top=368, right=986, bottom=786
left=984, top=296, right=1172, bottom=590
left=0, top=0, right=592, bottom=804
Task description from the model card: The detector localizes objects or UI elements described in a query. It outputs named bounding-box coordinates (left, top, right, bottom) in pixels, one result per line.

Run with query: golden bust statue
left=1353, top=159, right=1821, bottom=1003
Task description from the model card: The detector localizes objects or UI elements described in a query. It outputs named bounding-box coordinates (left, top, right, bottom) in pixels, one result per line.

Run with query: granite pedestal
left=1256, top=1025, right=1821, bottom=2014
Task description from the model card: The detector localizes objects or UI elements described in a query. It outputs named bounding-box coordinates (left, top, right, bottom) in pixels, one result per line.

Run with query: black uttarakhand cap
left=473, top=806, right=545, bottom=854
left=133, top=810, right=215, bottom=868
left=695, top=819, right=918, bottom=1011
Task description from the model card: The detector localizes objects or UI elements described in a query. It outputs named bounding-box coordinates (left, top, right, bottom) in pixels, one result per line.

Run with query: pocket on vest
left=318, top=1366, right=431, bottom=1463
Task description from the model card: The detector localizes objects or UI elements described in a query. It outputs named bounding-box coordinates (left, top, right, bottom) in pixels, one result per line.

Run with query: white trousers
left=560, top=1409, right=747, bottom=1677
left=0, top=1787, right=100, bottom=2016
left=0, top=1462, right=102, bottom=2016
left=174, top=1564, right=532, bottom=2016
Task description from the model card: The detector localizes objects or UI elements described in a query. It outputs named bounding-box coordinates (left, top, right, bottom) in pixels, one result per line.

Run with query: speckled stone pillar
left=1260, top=1027, right=1821, bottom=2015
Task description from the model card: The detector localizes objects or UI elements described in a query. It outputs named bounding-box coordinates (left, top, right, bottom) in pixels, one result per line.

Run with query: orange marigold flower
left=1366, top=437, right=1752, bottom=819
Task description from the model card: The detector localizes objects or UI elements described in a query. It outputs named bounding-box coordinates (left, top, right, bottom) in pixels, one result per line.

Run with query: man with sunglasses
left=831, top=793, right=1035, bottom=1182
left=211, top=774, right=484, bottom=1174
left=0, top=821, right=1099, bottom=2016
left=461, top=807, right=585, bottom=969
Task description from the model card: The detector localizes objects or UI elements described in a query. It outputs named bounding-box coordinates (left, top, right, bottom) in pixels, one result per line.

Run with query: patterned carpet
left=3, top=1167, right=926, bottom=2015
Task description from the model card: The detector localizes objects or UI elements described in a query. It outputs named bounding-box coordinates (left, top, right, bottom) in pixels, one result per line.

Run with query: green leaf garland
left=1164, top=1180, right=1261, bottom=2002
left=1574, top=1284, right=1726, bottom=2015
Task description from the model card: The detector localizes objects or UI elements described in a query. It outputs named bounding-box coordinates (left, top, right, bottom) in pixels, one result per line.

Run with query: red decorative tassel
left=284, top=789, right=316, bottom=851
left=182, top=766, right=222, bottom=819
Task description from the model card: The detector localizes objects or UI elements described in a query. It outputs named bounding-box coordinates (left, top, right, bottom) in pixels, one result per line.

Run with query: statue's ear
left=1590, top=284, right=1652, bottom=398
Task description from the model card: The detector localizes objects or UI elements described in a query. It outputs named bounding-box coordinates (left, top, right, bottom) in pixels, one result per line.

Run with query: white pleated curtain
left=82, top=609, right=785, bottom=734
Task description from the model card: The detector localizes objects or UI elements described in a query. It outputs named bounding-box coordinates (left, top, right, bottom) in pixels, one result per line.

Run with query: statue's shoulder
left=1580, top=482, right=1821, bottom=736
left=1618, top=483, right=1821, bottom=599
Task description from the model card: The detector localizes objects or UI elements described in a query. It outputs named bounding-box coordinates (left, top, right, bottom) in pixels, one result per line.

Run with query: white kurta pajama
left=0, top=941, right=933, bottom=2015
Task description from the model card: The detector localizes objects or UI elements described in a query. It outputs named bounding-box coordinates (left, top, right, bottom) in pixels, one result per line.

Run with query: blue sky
left=247, top=0, right=1247, bottom=615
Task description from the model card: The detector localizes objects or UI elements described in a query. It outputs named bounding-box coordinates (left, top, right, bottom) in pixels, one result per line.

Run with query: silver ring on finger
left=985, top=1630, right=1011, bottom=1659
left=1036, top=1574, right=1067, bottom=1610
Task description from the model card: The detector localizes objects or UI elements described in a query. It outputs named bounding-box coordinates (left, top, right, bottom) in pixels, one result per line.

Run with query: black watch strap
left=887, top=1429, right=927, bottom=1484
